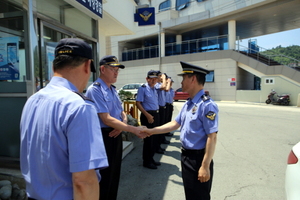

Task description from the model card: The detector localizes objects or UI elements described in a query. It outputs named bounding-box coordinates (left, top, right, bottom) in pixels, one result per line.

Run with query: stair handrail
left=236, top=44, right=300, bottom=68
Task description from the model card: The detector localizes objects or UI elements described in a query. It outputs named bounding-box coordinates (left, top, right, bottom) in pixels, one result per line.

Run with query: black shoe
left=166, top=132, right=174, bottom=137
left=152, top=161, right=161, bottom=166
left=159, top=147, right=166, bottom=151
left=162, top=140, right=170, bottom=144
left=143, top=163, right=157, bottom=169
left=156, top=149, right=164, bottom=154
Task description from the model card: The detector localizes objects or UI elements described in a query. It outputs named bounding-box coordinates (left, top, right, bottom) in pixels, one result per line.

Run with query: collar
left=190, top=89, right=205, bottom=104
left=49, top=76, right=78, bottom=92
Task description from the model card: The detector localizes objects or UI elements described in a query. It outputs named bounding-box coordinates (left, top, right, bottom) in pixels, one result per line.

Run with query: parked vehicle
left=117, top=83, right=143, bottom=99
left=174, top=88, right=190, bottom=101
left=265, top=89, right=290, bottom=105
left=174, top=88, right=209, bottom=101
left=285, top=141, right=300, bottom=200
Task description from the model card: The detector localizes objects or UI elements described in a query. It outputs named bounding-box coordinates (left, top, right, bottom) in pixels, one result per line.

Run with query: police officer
left=136, top=70, right=161, bottom=169
left=85, top=55, right=146, bottom=200
left=20, top=38, right=108, bottom=200
left=143, top=61, right=218, bottom=200
left=165, top=77, right=175, bottom=136
left=155, top=72, right=171, bottom=153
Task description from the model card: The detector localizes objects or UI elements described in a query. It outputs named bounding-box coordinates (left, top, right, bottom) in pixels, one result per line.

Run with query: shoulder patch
left=206, top=111, right=216, bottom=121
left=93, top=82, right=100, bottom=86
left=142, top=84, right=146, bottom=87
left=201, top=94, right=210, bottom=102
left=73, top=91, right=95, bottom=103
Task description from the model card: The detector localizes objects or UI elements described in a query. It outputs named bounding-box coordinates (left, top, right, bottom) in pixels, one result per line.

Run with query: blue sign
left=0, top=37, right=19, bottom=80
left=134, top=7, right=155, bottom=26
left=76, top=0, right=102, bottom=18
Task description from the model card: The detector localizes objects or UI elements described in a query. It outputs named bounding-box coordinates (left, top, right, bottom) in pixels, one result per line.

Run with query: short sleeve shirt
left=136, top=83, right=159, bottom=111
left=175, top=89, right=219, bottom=150
left=85, top=78, right=123, bottom=128
left=155, top=82, right=166, bottom=106
left=20, top=76, right=108, bottom=200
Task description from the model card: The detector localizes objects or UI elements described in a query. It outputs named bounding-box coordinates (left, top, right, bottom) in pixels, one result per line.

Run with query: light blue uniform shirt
left=166, top=88, right=175, bottom=103
left=155, top=82, right=166, bottom=106
left=85, top=78, right=123, bottom=128
left=175, top=89, right=219, bottom=150
left=20, top=76, right=108, bottom=200
left=136, top=83, right=159, bottom=111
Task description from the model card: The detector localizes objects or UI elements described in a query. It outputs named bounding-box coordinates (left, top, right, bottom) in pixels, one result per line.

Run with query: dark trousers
left=157, top=105, right=167, bottom=146
left=99, top=127, right=123, bottom=200
left=141, top=110, right=159, bottom=164
left=181, top=149, right=214, bottom=200
left=166, top=103, right=173, bottom=123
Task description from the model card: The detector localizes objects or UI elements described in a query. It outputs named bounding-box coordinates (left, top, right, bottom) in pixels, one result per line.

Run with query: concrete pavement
left=117, top=101, right=300, bottom=200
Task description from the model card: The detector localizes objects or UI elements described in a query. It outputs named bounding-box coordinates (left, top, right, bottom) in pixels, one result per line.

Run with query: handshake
left=134, top=126, right=153, bottom=139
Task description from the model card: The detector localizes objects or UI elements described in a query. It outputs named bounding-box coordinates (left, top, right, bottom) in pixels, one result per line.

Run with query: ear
left=83, top=60, right=91, bottom=74
left=100, top=65, right=106, bottom=74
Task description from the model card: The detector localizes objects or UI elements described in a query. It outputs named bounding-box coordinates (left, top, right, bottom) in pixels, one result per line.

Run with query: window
left=159, top=0, right=171, bottom=12
left=206, top=71, right=214, bottom=82
left=265, top=78, right=274, bottom=84
left=176, top=0, right=190, bottom=10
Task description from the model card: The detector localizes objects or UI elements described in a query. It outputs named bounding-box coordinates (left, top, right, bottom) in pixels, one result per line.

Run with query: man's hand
left=133, top=126, right=150, bottom=139
left=198, top=166, right=210, bottom=183
left=109, top=129, right=122, bottom=138
left=146, top=113, right=154, bottom=124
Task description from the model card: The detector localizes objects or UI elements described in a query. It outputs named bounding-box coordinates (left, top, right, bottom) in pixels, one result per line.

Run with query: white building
left=110, top=0, right=300, bottom=105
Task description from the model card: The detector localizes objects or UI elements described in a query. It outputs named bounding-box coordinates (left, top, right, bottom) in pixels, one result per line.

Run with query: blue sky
left=239, top=28, right=300, bottom=50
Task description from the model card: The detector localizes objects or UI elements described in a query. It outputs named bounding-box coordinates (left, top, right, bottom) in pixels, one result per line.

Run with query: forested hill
left=263, top=45, right=300, bottom=66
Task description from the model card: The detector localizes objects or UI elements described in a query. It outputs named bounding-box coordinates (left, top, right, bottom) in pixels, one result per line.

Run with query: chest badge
left=192, top=105, right=197, bottom=114
left=206, top=111, right=216, bottom=120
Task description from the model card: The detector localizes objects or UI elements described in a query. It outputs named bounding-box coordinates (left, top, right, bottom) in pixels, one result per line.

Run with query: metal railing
left=236, top=44, right=300, bottom=68
left=121, top=35, right=228, bottom=61
left=121, top=35, right=299, bottom=69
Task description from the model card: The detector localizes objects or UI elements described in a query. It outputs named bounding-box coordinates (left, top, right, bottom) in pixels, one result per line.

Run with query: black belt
left=166, top=103, right=173, bottom=105
left=159, top=106, right=166, bottom=109
left=147, top=110, right=159, bottom=113
left=101, top=127, right=114, bottom=132
left=181, top=147, right=205, bottom=155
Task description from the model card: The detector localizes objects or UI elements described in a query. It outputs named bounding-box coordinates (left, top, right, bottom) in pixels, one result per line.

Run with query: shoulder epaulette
left=73, top=91, right=95, bottom=103
left=142, top=84, right=146, bottom=87
left=201, top=94, right=210, bottom=102
left=93, top=82, right=100, bottom=86
left=111, top=85, right=116, bottom=88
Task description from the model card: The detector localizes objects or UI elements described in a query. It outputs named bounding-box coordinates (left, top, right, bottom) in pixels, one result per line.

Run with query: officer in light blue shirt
left=20, top=38, right=108, bottom=200
left=136, top=70, right=161, bottom=169
left=85, top=55, right=146, bottom=200
left=143, top=61, right=218, bottom=200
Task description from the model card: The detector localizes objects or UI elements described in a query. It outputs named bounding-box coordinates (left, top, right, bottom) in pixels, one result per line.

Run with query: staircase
left=238, top=51, right=281, bottom=66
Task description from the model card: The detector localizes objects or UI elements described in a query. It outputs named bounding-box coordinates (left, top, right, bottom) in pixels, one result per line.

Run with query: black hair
left=187, top=73, right=206, bottom=85
left=53, top=55, right=89, bottom=71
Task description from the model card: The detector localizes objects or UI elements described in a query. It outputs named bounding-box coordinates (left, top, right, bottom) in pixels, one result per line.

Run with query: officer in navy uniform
left=143, top=61, right=218, bottom=200
left=136, top=70, right=161, bottom=169
left=20, top=38, right=108, bottom=200
left=85, top=55, right=146, bottom=200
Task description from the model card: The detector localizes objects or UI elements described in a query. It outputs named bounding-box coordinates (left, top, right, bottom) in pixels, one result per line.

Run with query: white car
left=117, top=83, right=143, bottom=99
left=285, top=141, right=300, bottom=200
